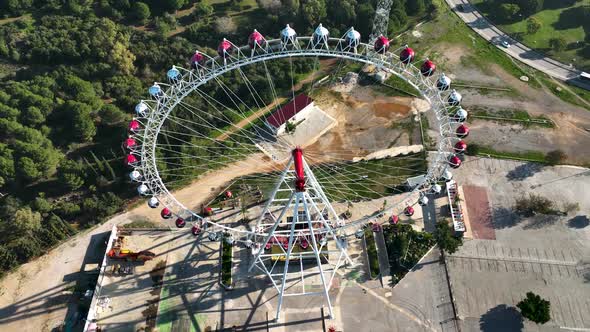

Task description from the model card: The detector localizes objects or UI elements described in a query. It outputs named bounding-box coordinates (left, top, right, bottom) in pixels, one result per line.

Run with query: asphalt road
left=444, top=0, right=590, bottom=90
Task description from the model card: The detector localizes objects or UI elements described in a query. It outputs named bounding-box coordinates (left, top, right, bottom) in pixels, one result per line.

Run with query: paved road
left=444, top=0, right=590, bottom=90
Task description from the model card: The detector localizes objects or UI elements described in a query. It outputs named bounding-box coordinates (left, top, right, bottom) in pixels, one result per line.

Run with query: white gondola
left=137, top=184, right=148, bottom=195
left=129, top=170, right=142, bottom=182
left=437, top=73, right=452, bottom=91
left=208, top=232, right=219, bottom=241
left=355, top=229, right=365, bottom=239
left=280, top=24, right=298, bottom=49
left=448, top=89, right=462, bottom=106
left=418, top=195, right=429, bottom=206
left=311, top=23, right=329, bottom=49
left=135, top=102, right=148, bottom=117
left=148, top=196, right=159, bottom=208
left=344, top=27, right=361, bottom=50
left=225, top=235, right=235, bottom=245
left=442, top=169, right=453, bottom=181
left=455, top=107, right=468, bottom=122
left=149, top=83, right=162, bottom=98
left=167, top=66, right=180, bottom=81
left=432, top=183, right=442, bottom=194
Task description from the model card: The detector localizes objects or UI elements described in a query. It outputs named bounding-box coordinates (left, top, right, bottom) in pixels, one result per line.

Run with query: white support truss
left=248, top=153, right=351, bottom=322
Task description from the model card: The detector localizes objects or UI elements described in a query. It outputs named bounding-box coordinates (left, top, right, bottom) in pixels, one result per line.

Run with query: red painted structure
left=390, top=215, right=399, bottom=225
left=400, top=47, right=415, bottom=64
left=217, top=39, right=233, bottom=58
left=266, top=94, right=313, bottom=129
left=404, top=206, right=414, bottom=217
left=293, top=147, right=305, bottom=192
left=125, top=138, right=136, bottom=150
left=191, top=51, right=205, bottom=68
left=374, top=35, right=390, bottom=54
left=454, top=140, right=467, bottom=153
left=175, top=217, right=186, bottom=228
left=128, top=120, right=140, bottom=132
left=161, top=207, right=172, bottom=219
left=125, top=154, right=138, bottom=166
left=456, top=124, right=470, bottom=138
left=248, top=29, right=265, bottom=49
left=420, top=60, right=436, bottom=76
left=449, top=155, right=462, bottom=169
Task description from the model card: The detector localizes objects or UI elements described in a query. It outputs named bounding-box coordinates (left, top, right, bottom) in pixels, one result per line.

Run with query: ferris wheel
left=124, top=23, right=469, bottom=321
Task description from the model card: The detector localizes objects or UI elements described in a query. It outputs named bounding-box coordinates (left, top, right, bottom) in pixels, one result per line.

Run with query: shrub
left=545, top=150, right=566, bottom=165
left=517, top=292, right=551, bottom=324
left=514, top=193, right=555, bottom=216
left=465, top=143, right=480, bottom=156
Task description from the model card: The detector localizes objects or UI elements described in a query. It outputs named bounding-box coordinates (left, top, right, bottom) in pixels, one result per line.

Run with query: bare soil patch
left=462, top=185, right=495, bottom=240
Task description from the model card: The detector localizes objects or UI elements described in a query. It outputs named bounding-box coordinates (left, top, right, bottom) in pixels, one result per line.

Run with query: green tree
left=526, top=17, right=542, bottom=35
left=62, top=101, right=96, bottom=142
left=2, top=0, right=34, bottom=15
left=517, top=0, right=543, bottom=16
left=517, top=292, right=551, bottom=324
left=282, top=0, right=300, bottom=18
left=0, top=144, right=15, bottom=183
left=0, top=245, right=18, bottom=273
left=302, top=0, right=327, bottom=26
left=17, top=156, right=42, bottom=181
left=104, top=75, right=144, bottom=110
left=21, top=106, right=45, bottom=127
left=433, top=221, right=463, bottom=254
left=12, top=207, right=42, bottom=236
left=131, top=2, right=151, bottom=23
left=193, top=2, right=213, bottom=17
left=32, top=194, right=53, bottom=214
left=99, top=104, right=126, bottom=125
left=545, top=150, right=566, bottom=165
left=109, top=39, right=136, bottom=75
left=9, top=236, right=41, bottom=263
left=57, top=159, right=85, bottom=190
left=331, top=0, right=356, bottom=25
left=406, top=0, right=425, bottom=15
left=356, top=3, right=374, bottom=36
left=549, top=37, right=566, bottom=52
left=514, top=193, right=554, bottom=216
left=161, top=0, right=188, bottom=12
left=499, top=3, right=521, bottom=21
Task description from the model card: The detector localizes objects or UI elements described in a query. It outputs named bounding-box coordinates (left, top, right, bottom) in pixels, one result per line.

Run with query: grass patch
left=397, top=0, right=540, bottom=86
left=221, top=241, right=232, bottom=286
left=466, top=143, right=548, bottom=163
left=364, top=228, right=380, bottom=279
left=471, top=0, right=589, bottom=72
left=537, top=74, right=590, bottom=111
left=419, top=113, right=434, bottom=149
left=383, top=224, right=435, bottom=285
left=469, top=106, right=555, bottom=128
left=121, top=218, right=162, bottom=229
left=225, top=153, right=427, bottom=203
left=380, top=74, right=422, bottom=97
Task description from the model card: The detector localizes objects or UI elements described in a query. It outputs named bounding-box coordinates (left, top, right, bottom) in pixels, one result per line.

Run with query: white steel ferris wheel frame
left=132, top=32, right=462, bottom=241
left=129, top=27, right=465, bottom=322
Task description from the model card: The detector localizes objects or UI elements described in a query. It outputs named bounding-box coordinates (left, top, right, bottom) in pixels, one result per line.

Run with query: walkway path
left=444, top=0, right=590, bottom=90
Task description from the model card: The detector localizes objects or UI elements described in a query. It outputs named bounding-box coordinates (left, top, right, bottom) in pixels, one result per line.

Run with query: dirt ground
left=439, top=43, right=590, bottom=165
left=305, top=86, right=428, bottom=161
